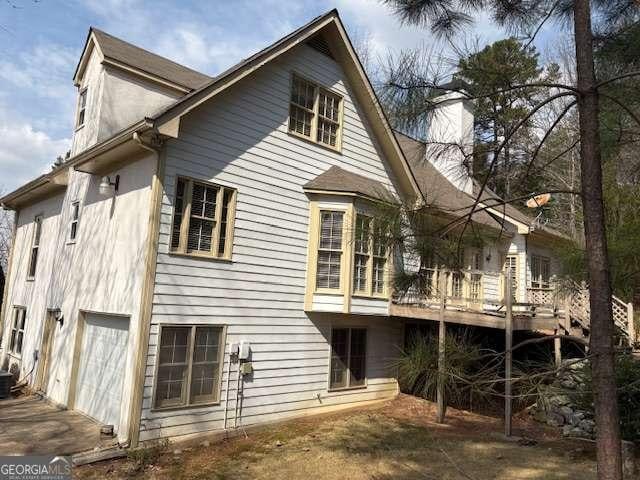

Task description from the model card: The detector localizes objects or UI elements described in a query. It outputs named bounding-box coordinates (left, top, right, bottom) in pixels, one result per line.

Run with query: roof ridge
left=90, top=27, right=210, bottom=78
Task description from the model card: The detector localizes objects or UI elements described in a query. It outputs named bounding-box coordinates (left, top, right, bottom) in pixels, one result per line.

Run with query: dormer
left=70, top=28, right=211, bottom=155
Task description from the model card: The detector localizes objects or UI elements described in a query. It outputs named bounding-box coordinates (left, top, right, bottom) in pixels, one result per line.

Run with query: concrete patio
left=0, top=395, right=115, bottom=455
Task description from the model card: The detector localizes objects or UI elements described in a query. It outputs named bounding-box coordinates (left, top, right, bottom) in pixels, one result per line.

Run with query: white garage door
left=75, top=313, right=129, bottom=431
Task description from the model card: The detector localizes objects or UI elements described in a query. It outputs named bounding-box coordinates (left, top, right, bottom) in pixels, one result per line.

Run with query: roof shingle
left=91, top=28, right=211, bottom=90
left=303, top=166, right=397, bottom=203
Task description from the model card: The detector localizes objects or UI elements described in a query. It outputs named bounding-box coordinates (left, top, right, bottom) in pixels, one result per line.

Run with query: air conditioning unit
left=0, top=371, right=13, bottom=399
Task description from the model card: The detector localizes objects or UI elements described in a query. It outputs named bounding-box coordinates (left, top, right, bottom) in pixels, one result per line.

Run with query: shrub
left=572, top=353, right=640, bottom=442
left=396, top=330, right=490, bottom=410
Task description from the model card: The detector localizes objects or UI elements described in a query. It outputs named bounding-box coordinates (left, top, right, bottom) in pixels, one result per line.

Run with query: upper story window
left=68, top=201, right=80, bottom=243
left=316, top=210, right=344, bottom=290
left=288, top=74, right=342, bottom=150
left=531, top=255, right=551, bottom=289
left=76, top=88, right=87, bottom=128
left=352, top=214, right=388, bottom=297
left=27, top=215, right=42, bottom=279
left=170, top=177, right=237, bottom=260
left=9, top=307, right=26, bottom=356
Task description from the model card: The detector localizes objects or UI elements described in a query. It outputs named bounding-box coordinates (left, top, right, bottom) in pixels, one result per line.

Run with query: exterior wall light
left=99, top=175, right=120, bottom=196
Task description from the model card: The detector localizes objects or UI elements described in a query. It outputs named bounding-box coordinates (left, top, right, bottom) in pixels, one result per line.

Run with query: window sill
left=151, top=400, right=221, bottom=413
left=66, top=240, right=77, bottom=246
left=74, top=124, right=85, bottom=133
left=26, top=277, right=35, bottom=282
left=286, top=130, right=342, bottom=154
left=168, top=251, right=233, bottom=263
left=314, top=289, right=343, bottom=296
left=351, top=293, right=389, bottom=301
left=328, top=384, right=367, bottom=393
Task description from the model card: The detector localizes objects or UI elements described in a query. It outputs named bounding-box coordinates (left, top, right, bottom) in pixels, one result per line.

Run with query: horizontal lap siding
left=141, top=44, right=402, bottom=442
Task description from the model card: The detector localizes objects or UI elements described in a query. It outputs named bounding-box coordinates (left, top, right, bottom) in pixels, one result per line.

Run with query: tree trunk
left=573, top=1, right=622, bottom=479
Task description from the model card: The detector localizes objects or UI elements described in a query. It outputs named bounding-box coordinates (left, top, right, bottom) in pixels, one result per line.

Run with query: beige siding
left=140, top=44, right=403, bottom=441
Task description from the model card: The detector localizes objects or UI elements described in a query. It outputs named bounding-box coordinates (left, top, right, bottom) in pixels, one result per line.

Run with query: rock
left=533, top=408, right=548, bottom=423
left=275, top=440, right=283, bottom=447
left=549, top=394, right=571, bottom=407
left=569, top=411, right=586, bottom=426
left=173, top=449, right=182, bottom=455
left=578, top=419, right=595, bottom=434
left=560, top=378, right=577, bottom=389
left=557, top=406, right=574, bottom=423
left=201, top=440, right=210, bottom=448
left=546, top=412, right=565, bottom=427
left=562, top=425, right=587, bottom=438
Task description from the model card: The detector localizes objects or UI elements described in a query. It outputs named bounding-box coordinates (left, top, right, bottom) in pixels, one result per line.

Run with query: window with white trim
left=76, top=88, right=87, bottom=128
left=316, top=210, right=344, bottom=290
left=154, top=325, right=224, bottom=408
left=531, top=255, right=551, bottom=289
left=27, top=215, right=42, bottom=279
left=69, top=201, right=80, bottom=242
left=9, top=307, right=26, bottom=356
left=170, top=178, right=237, bottom=259
left=288, top=74, right=342, bottom=149
left=330, top=327, right=366, bottom=390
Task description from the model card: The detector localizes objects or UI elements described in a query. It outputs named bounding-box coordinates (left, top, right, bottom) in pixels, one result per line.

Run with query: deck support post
left=628, top=302, right=636, bottom=346
left=554, top=328, right=562, bottom=368
left=436, top=270, right=447, bottom=424
left=504, top=271, right=513, bottom=437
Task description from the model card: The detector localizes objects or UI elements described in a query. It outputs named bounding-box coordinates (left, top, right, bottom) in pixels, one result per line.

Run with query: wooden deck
left=389, top=303, right=558, bottom=331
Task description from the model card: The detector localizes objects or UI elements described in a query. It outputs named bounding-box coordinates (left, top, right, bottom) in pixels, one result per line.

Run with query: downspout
left=128, top=131, right=165, bottom=448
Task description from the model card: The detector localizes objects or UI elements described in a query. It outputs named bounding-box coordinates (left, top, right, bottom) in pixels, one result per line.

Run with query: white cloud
left=0, top=117, right=70, bottom=193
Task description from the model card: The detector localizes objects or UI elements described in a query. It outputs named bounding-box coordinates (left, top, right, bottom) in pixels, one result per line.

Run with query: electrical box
left=240, top=362, right=253, bottom=375
left=239, top=341, right=251, bottom=360
left=230, top=342, right=240, bottom=356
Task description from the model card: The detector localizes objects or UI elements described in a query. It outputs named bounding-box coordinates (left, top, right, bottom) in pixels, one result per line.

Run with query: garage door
left=75, top=313, right=129, bottom=431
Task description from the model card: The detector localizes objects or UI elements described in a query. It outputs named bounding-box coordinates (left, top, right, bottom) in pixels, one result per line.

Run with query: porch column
left=504, top=271, right=513, bottom=437
left=436, top=270, right=447, bottom=423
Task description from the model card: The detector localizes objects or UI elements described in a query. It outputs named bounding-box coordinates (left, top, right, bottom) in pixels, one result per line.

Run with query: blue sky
left=0, top=0, right=555, bottom=192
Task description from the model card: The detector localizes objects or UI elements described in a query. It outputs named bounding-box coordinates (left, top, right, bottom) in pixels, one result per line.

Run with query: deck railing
left=393, top=268, right=636, bottom=343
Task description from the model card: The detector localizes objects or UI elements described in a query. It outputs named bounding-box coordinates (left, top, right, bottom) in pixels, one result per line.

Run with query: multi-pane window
left=352, top=215, right=370, bottom=293
left=9, top=307, right=26, bottom=356
left=170, top=178, right=237, bottom=259
left=154, top=325, right=224, bottom=409
left=372, top=223, right=387, bottom=295
left=316, top=210, right=344, bottom=290
left=470, top=250, right=483, bottom=303
left=329, top=327, right=367, bottom=390
left=504, top=255, right=518, bottom=299
left=27, top=215, right=42, bottom=279
left=531, top=255, right=551, bottom=289
left=350, top=215, right=389, bottom=297
left=288, top=74, right=342, bottom=149
left=69, top=201, right=80, bottom=242
left=76, top=88, right=87, bottom=128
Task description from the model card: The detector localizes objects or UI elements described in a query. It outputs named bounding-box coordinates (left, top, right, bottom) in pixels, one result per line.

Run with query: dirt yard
left=76, top=395, right=597, bottom=480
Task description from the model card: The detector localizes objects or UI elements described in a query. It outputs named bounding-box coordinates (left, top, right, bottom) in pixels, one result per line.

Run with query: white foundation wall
left=1, top=154, right=156, bottom=442
left=140, top=43, right=404, bottom=441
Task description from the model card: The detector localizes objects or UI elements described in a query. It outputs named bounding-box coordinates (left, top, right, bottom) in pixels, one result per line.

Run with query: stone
left=173, top=449, right=182, bottom=455
left=569, top=411, right=586, bottom=426
left=201, top=440, right=210, bottom=448
left=578, top=419, right=595, bottom=434
left=549, top=394, right=571, bottom=407
left=562, top=425, right=587, bottom=438
left=546, top=412, right=565, bottom=427
left=275, top=440, right=283, bottom=447
left=560, top=378, right=577, bottom=389
left=557, top=406, right=574, bottom=423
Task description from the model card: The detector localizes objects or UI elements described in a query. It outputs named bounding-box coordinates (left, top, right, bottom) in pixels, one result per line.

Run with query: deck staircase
left=555, top=283, right=636, bottom=348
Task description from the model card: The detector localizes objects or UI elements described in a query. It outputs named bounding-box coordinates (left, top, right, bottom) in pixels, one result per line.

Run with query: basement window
left=288, top=74, right=342, bottom=150
left=170, top=177, right=237, bottom=260
left=329, top=327, right=367, bottom=390
left=9, top=307, right=26, bottom=356
left=154, top=325, right=225, bottom=409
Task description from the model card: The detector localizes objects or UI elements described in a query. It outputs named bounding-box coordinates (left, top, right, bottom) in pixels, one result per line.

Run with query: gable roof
left=395, top=132, right=513, bottom=230
left=75, top=28, right=212, bottom=91
left=304, top=166, right=397, bottom=203
left=146, top=9, right=423, bottom=202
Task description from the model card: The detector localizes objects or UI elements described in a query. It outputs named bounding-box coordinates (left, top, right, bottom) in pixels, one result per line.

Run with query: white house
left=1, top=10, right=627, bottom=447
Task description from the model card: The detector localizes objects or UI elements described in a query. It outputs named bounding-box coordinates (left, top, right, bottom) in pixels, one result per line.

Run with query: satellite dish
left=525, top=193, right=551, bottom=208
